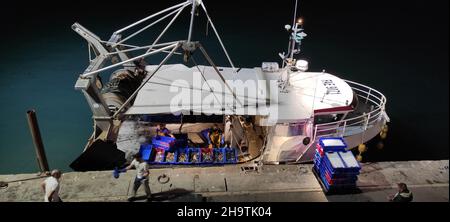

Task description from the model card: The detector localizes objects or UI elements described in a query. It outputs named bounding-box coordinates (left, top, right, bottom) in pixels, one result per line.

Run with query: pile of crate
left=313, top=137, right=361, bottom=194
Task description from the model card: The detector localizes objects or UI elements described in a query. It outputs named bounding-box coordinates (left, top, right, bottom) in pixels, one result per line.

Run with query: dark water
left=0, top=0, right=448, bottom=174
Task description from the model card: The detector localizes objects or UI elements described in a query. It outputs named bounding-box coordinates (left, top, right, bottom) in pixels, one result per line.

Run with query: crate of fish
left=213, top=148, right=225, bottom=164
left=152, top=136, right=175, bottom=150
left=201, top=148, right=214, bottom=164
left=318, top=137, right=348, bottom=152
left=224, top=148, right=238, bottom=164
left=139, top=144, right=153, bottom=162
left=176, top=148, right=190, bottom=165
left=149, top=147, right=166, bottom=164
left=164, top=150, right=178, bottom=164
left=189, top=148, right=201, bottom=164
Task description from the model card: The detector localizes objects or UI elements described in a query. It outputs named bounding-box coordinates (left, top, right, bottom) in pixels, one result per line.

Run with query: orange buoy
left=356, top=155, right=363, bottom=162
left=358, top=144, right=367, bottom=154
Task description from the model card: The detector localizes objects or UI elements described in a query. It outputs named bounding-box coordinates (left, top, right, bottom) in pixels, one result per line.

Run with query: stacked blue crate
left=152, top=136, right=176, bottom=149
left=139, top=144, right=153, bottom=162
left=313, top=138, right=361, bottom=193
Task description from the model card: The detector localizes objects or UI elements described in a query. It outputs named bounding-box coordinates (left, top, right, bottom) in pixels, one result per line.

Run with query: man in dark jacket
left=388, top=183, right=413, bottom=202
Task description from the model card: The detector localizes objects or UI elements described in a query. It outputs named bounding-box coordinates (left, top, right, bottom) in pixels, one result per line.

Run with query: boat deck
left=116, top=117, right=265, bottom=164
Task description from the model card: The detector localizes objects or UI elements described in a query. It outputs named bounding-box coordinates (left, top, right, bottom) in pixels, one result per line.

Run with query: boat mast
left=280, top=0, right=307, bottom=92
left=282, top=0, right=306, bottom=67
left=289, top=0, right=299, bottom=61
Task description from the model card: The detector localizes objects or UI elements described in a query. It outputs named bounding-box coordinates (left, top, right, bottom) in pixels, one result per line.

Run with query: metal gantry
left=73, top=0, right=239, bottom=143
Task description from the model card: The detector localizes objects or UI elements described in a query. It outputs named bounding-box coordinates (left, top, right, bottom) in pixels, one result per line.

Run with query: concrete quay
left=0, top=160, right=448, bottom=202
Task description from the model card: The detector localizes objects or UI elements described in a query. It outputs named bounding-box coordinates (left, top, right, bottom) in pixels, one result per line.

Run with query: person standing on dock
left=41, top=169, right=62, bottom=202
left=388, top=183, right=413, bottom=202
left=126, top=153, right=151, bottom=201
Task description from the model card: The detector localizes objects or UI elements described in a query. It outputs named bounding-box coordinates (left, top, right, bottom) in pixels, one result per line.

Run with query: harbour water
left=0, top=0, right=447, bottom=174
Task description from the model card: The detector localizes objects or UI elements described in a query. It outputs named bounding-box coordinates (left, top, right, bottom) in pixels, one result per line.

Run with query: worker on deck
left=388, top=183, right=413, bottom=202
left=156, top=123, right=174, bottom=138
left=208, top=124, right=223, bottom=148
left=224, top=116, right=233, bottom=148
left=41, top=169, right=62, bottom=202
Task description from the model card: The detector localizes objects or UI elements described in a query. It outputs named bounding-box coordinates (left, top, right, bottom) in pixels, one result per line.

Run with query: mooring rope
left=0, top=175, right=47, bottom=189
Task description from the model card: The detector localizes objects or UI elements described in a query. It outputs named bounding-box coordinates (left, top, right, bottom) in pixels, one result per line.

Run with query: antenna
left=292, top=0, right=299, bottom=32
left=280, top=0, right=307, bottom=91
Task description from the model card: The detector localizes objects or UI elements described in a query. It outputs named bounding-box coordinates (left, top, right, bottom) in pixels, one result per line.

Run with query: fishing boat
left=70, top=0, right=389, bottom=171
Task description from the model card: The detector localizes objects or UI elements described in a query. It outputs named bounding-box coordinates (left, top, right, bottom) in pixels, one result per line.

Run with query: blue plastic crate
left=188, top=148, right=202, bottom=164
left=338, top=151, right=361, bottom=172
left=319, top=170, right=331, bottom=190
left=314, top=150, right=360, bottom=193
left=323, top=152, right=346, bottom=174
left=152, top=136, right=175, bottom=150
left=201, top=148, right=214, bottom=164
left=224, top=148, right=238, bottom=164
left=323, top=152, right=360, bottom=174
left=319, top=164, right=358, bottom=182
left=139, top=144, right=153, bottom=161
left=176, top=148, right=190, bottom=165
left=149, top=147, right=166, bottom=164
left=319, top=137, right=348, bottom=152
left=213, top=148, right=226, bottom=164
left=164, top=150, right=178, bottom=164
left=313, top=151, right=322, bottom=166
left=319, top=171, right=357, bottom=191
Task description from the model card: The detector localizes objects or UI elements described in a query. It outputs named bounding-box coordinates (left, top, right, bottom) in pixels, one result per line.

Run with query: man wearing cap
left=41, top=169, right=62, bottom=202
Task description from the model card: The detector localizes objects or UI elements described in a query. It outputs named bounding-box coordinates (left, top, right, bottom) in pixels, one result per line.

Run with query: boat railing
left=312, top=80, right=387, bottom=140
